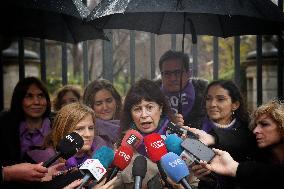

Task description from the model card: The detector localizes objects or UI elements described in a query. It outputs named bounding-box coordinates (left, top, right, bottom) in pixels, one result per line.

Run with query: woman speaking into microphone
left=112, top=79, right=189, bottom=189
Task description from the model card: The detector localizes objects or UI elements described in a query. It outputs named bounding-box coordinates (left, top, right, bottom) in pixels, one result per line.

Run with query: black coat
left=199, top=120, right=258, bottom=189
left=236, top=161, right=284, bottom=189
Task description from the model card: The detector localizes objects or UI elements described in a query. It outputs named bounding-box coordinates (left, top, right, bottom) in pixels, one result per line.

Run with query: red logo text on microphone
left=118, top=150, right=131, bottom=162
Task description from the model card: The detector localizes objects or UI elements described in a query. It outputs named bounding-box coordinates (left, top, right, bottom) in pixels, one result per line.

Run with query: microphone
left=106, top=145, right=134, bottom=182
left=166, top=122, right=198, bottom=139
left=144, top=133, right=173, bottom=189
left=121, top=129, right=143, bottom=149
left=76, top=146, right=114, bottom=189
left=132, top=156, right=147, bottom=189
left=43, top=132, right=84, bottom=167
left=165, top=134, right=196, bottom=166
left=160, top=152, right=192, bottom=189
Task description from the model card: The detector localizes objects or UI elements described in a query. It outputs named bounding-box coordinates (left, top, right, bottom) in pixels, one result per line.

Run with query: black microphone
left=166, top=121, right=198, bottom=139
left=43, top=132, right=84, bottom=167
left=132, top=156, right=147, bottom=189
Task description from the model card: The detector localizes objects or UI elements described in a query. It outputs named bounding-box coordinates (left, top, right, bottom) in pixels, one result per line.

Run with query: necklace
left=213, top=118, right=236, bottom=129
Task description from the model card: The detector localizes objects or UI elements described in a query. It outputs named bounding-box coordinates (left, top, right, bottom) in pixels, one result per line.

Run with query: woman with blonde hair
left=28, top=103, right=110, bottom=166
left=28, top=103, right=115, bottom=189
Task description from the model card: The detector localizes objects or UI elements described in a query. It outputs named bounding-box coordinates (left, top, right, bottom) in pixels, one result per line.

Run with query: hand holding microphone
left=76, top=146, right=114, bottom=189
left=160, top=152, right=192, bottom=189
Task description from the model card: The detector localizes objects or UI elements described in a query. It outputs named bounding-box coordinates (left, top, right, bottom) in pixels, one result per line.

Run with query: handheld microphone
left=165, top=134, right=196, bottom=166
left=144, top=133, right=167, bottom=162
left=106, top=145, right=134, bottom=182
left=160, top=152, right=192, bottom=189
left=76, top=146, right=114, bottom=189
left=121, top=129, right=143, bottom=149
left=132, top=156, right=147, bottom=189
left=166, top=122, right=198, bottom=139
left=43, top=132, right=84, bottom=167
left=144, top=133, right=173, bottom=189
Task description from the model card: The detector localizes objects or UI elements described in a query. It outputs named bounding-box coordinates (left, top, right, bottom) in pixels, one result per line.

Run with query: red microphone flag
left=113, top=145, right=134, bottom=170
left=121, top=129, right=143, bottom=149
left=144, top=133, right=167, bottom=162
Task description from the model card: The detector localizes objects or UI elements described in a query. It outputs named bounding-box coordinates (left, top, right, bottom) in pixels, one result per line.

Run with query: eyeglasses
left=131, top=103, right=160, bottom=116
left=161, top=69, right=185, bottom=78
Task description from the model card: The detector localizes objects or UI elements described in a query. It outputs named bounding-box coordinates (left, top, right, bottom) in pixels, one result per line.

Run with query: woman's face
left=22, top=84, right=47, bottom=119
left=253, top=114, right=283, bottom=149
left=131, top=100, right=162, bottom=134
left=74, top=114, right=95, bottom=153
left=93, top=89, right=117, bottom=120
left=205, top=85, right=239, bottom=125
left=61, top=91, right=79, bottom=108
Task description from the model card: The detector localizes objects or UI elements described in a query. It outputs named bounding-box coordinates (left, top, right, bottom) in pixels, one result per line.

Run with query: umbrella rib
left=157, top=12, right=167, bottom=34
left=217, top=15, right=226, bottom=37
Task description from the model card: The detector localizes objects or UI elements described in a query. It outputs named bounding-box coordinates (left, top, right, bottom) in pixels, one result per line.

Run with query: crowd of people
left=0, top=50, right=283, bottom=189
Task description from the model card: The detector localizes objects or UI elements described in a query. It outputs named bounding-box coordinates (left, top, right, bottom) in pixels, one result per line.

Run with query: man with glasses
left=158, top=50, right=208, bottom=129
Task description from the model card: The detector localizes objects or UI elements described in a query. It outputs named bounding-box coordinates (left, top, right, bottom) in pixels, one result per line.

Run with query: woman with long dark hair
left=188, top=80, right=258, bottom=189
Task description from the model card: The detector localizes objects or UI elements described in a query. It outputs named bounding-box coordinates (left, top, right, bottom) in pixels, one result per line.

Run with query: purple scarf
left=133, top=117, right=169, bottom=157
left=19, top=118, right=51, bottom=157
left=161, top=80, right=195, bottom=117
left=96, top=119, right=120, bottom=144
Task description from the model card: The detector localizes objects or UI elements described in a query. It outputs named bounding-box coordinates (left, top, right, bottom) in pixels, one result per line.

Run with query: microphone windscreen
left=144, top=133, right=167, bottom=162
left=113, top=145, right=134, bottom=170
left=92, top=146, right=114, bottom=168
left=160, top=152, right=189, bottom=183
left=132, top=156, right=147, bottom=178
left=165, top=134, right=183, bottom=156
left=56, top=132, right=84, bottom=159
left=121, top=129, right=143, bottom=149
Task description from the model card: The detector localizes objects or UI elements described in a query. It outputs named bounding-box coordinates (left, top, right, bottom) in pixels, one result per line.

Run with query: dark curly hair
left=118, top=79, right=174, bottom=144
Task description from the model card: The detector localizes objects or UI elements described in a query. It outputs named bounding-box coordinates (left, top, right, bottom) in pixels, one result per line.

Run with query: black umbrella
left=0, top=0, right=107, bottom=43
left=88, top=0, right=284, bottom=113
left=88, top=0, right=284, bottom=49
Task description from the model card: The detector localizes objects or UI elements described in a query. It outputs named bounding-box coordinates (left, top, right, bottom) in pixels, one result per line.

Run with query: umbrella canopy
left=87, top=0, right=284, bottom=115
left=88, top=0, right=284, bottom=37
left=0, top=0, right=107, bottom=43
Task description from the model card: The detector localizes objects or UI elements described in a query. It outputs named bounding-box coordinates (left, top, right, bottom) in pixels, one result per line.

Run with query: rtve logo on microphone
left=150, top=140, right=165, bottom=149
left=118, top=150, right=131, bottom=161
left=169, top=158, right=183, bottom=168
